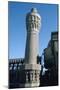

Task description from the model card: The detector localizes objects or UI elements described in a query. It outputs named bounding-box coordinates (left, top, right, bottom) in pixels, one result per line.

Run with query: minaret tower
left=25, top=8, right=41, bottom=87
left=20, top=8, right=41, bottom=88
left=25, top=8, right=41, bottom=64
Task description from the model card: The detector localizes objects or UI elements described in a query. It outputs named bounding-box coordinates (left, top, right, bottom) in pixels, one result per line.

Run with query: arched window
left=28, top=72, right=30, bottom=82
left=32, top=16, right=34, bottom=21
left=13, top=64, right=17, bottom=70
left=35, top=70, right=37, bottom=81
left=32, top=23, right=34, bottom=28
left=35, top=23, right=36, bottom=28
left=9, top=66, right=12, bottom=70
left=37, top=23, right=38, bottom=29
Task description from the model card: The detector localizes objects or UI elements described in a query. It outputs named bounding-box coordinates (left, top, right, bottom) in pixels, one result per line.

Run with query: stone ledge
left=20, top=64, right=41, bottom=70
left=19, top=82, right=40, bottom=88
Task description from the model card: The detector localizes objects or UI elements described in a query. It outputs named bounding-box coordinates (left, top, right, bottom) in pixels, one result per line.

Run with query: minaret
left=20, top=8, right=41, bottom=88
left=24, top=8, right=41, bottom=87
left=25, top=8, right=41, bottom=64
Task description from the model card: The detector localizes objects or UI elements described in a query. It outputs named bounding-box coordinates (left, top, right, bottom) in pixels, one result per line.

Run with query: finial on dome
left=31, top=8, right=37, bottom=13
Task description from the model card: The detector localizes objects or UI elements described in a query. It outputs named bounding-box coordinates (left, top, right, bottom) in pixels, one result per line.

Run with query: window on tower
left=32, top=16, right=34, bottom=21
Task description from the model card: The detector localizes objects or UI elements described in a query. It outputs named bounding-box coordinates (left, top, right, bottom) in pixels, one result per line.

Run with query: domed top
left=31, top=8, right=37, bottom=13
left=30, top=8, right=41, bottom=19
left=26, top=8, right=41, bottom=21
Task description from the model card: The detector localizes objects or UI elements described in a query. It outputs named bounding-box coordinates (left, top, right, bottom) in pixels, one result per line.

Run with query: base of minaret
left=19, top=82, right=40, bottom=88
left=19, top=64, right=40, bottom=88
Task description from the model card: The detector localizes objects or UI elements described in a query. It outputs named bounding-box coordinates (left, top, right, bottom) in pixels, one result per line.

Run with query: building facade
left=43, top=31, right=58, bottom=86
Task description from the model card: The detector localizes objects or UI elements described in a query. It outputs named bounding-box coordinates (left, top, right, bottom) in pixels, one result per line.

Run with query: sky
left=8, top=1, right=58, bottom=59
